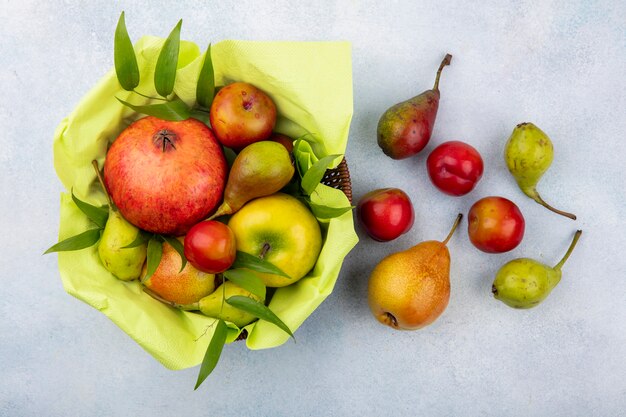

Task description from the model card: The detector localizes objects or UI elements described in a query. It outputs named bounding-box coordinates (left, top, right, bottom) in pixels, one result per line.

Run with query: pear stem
left=554, top=230, right=582, bottom=270
left=207, top=202, right=232, bottom=221
left=442, top=213, right=463, bottom=246
left=433, top=53, right=453, bottom=91
left=91, top=160, right=115, bottom=209
left=533, top=191, right=577, bottom=220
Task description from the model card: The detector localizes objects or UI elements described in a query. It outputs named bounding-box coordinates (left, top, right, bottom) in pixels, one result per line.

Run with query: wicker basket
left=236, top=157, right=352, bottom=341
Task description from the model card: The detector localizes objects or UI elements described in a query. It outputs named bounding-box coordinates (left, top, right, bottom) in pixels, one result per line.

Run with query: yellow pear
left=368, top=214, right=462, bottom=330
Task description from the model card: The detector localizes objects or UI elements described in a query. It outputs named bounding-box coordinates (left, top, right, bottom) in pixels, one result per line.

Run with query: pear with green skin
left=492, top=230, right=582, bottom=308
left=504, top=123, right=576, bottom=220
left=177, top=281, right=262, bottom=327
left=93, top=161, right=147, bottom=281
left=209, top=141, right=294, bottom=219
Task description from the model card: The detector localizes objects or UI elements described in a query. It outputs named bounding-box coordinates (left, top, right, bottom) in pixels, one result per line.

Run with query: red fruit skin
left=357, top=188, right=415, bottom=242
left=184, top=221, right=236, bottom=274
left=209, top=82, right=277, bottom=150
left=104, top=116, right=227, bottom=236
left=427, top=141, right=484, bottom=196
left=468, top=196, right=525, bottom=253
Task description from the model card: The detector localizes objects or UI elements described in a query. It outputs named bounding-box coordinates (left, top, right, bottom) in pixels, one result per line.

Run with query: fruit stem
left=533, top=191, right=577, bottom=220
left=91, top=160, right=114, bottom=209
left=442, top=213, right=463, bottom=246
left=554, top=230, right=582, bottom=270
left=207, top=202, right=232, bottom=220
left=433, top=53, right=453, bottom=91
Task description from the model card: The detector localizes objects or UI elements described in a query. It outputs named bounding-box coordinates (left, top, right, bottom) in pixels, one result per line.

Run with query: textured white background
left=1, top=1, right=625, bottom=416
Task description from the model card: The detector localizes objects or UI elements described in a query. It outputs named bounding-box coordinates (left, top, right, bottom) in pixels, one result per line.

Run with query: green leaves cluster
left=194, top=251, right=294, bottom=389
left=44, top=191, right=108, bottom=254
left=114, top=11, right=214, bottom=120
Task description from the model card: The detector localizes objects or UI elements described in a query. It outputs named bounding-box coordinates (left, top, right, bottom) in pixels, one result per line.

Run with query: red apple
left=104, top=116, right=227, bottom=236
left=357, top=188, right=414, bottom=242
left=209, top=82, right=277, bottom=150
left=468, top=196, right=525, bottom=253
left=184, top=220, right=236, bottom=274
left=427, top=140, right=484, bottom=196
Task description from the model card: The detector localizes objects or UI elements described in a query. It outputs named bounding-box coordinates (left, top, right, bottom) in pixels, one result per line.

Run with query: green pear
left=504, top=122, right=576, bottom=220
left=92, top=160, right=147, bottom=281
left=209, top=141, right=294, bottom=219
left=98, top=209, right=147, bottom=280
left=196, top=281, right=262, bottom=327
left=492, top=230, right=582, bottom=308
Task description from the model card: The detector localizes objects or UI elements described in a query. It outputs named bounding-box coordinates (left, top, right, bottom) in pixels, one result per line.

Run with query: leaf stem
left=442, top=213, right=463, bottom=246
left=554, top=230, right=582, bottom=270
left=132, top=89, right=168, bottom=101
left=91, top=160, right=114, bottom=208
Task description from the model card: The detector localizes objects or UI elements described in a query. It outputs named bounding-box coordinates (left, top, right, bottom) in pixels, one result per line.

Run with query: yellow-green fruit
left=492, top=230, right=582, bottom=309
left=504, top=122, right=576, bottom=220
left=98, top=209, right=147, bottom=281
left=492, top=258, right=561, bottom=308
left=210, top=140, right=294, bottom=219
left=198, top=281, right=262, bottom=327
left=228, top=193, right=322, bottom=287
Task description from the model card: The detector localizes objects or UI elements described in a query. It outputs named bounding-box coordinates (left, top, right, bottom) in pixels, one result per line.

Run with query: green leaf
left=222, top=269, right=266, bottom=301
left=194, top=319, right=227, bottom=390
left=71, top=190, right=109, bottom=228
left=196, top=44, right=215, bottom=109
left=301, top=154, right=341, bottom=195
left=121, top=231, right=149, bottom=249
left=231, top=251, right=289, bottom=278
left=190, top=109, right=210, bottom=125
left=154, top=19, right=182, bottom=97
left=44, top=228, right=101, bottom=254
left=144, top=238, right=163, bottom=281
left=114, top=11, right=140, bottom=91
left=161, top=235, right=187, bottom=272
left=226, top=296, right=294, bottom=339
left=307, top=201, right=354, bottom=219
left=116, top=97, right=191, bottom=121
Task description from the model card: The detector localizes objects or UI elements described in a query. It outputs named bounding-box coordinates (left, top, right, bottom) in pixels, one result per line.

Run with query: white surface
left=2, top=1, right=625, bottom=416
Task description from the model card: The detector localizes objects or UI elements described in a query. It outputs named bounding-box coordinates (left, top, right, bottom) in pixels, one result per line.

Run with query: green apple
left=228, top=193, right=322, bottom=287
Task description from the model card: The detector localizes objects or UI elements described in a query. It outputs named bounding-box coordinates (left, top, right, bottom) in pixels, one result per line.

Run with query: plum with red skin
left=468, top=196, right=525, bottom=253
left=184, top=221, right=236, bottom=274
left=357, top=188, right=415, bottom=242
left=427, top=141, right=484, bottom=196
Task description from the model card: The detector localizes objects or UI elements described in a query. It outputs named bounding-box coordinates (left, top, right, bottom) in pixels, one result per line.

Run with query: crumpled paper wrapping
left=52, top=37, right=358, bottom=370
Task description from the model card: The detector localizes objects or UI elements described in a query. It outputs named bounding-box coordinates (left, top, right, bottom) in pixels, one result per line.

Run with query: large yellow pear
left=228, top=193, right=322, bottom=287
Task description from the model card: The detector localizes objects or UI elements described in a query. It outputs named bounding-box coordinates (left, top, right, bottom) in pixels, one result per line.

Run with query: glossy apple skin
left=468, top=196, right=525, bottom=253
left=104, top=116, right=227, bottom=235
left=357, top=188, right=415, bottom=242
left=209, top=82, right=277, bottom=150
left=427, top=141, right=484, bottom=196
left=228, top=193, right=322, bottom=287
left=184, top=221, right=237, bottom=274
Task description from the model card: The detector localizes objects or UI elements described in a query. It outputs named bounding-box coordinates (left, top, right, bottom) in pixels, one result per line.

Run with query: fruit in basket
left=209, top=141, right=294, bottom=219
left=195, top=281, right=262, bottom=327
left=357, top=188, right=414, bottom=242
left=184, top=220, right=237, bottom=274
left=368, top=214, right=462, bottom=330
left=377, top=54, right=452, bottom=159
left=427, top=141, right=484, bottom=196
left=268, top=133, right=294, bottom=153
left=492, top=230, right=582, bottom=308
left=141, top=238, right=216, bottom=304
left=504, top=122, right=576, bottom=220
left=98, top=209, right=147, bottom=281
left=468, top=197, right=525, bottom=253
left=210, top=82, right=277, bottom=150
left=228, top=193, right=322, bottom=287
left=103, top=116, right=227, bottom=236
